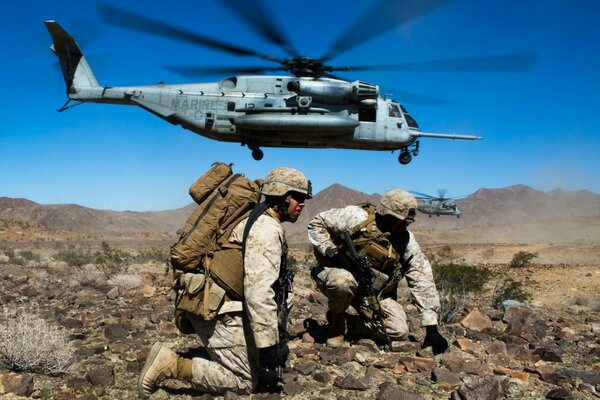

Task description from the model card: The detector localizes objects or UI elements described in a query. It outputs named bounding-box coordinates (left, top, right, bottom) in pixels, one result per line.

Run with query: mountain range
left=1, top=184, right=599, bottom=245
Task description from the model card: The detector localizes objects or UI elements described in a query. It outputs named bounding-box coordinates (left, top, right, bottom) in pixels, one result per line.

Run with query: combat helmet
left=376, top=189, right=417, bottom=222
left=262, top=167, right=312, bottom=198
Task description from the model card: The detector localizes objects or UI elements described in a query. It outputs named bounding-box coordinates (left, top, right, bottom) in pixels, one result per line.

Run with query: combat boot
left=326, top=312, right=346, bottom=348
left=138, top=342, right=179, bottom=398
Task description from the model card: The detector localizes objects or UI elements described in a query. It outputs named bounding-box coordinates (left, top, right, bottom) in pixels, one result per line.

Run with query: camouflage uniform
left=186, top=208, right=287, bottom=393
left=308, top=204, right=441, bottom=341
left=138, top=166, right=311, bottom=398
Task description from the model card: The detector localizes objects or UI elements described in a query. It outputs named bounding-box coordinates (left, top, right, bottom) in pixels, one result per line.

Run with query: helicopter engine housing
left=287, top=79, right=378, bottom=105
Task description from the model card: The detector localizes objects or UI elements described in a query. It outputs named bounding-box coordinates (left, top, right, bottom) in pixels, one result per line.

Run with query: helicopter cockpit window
left=400, top=105, right=419, bottom=128
left=388, top=104, right=400, bottom=118
left=220, top=77, right=237, bottom=89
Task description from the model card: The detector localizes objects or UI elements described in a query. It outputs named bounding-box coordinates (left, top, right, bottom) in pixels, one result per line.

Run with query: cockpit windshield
left=400, top=104, right=419, bottom=129
left=388, top=103, right=400, bottom=118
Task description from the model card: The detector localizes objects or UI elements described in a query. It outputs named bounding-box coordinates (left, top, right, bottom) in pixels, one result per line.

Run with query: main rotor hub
left=283, top=57, right=328, bottom=77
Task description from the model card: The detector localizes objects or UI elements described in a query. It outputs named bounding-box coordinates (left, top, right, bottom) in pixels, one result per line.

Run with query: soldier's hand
left=422, top=325, right=449, bottom=355
left=258, top=344, right=288, bottom=387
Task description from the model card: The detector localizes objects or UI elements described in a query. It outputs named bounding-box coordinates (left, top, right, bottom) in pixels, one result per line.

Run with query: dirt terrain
left=1, top=185, right=599, bottom=399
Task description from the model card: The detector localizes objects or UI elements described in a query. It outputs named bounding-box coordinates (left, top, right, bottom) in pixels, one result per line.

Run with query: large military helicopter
left=411, top=190, right=464, bottom=218
left=45, top=0, right=535, bottom=163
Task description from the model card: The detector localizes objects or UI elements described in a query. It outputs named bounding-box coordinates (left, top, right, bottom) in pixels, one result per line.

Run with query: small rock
left=2, top=373, right=34, bottom=397
left=431, top=367, right=462, bottom=390
left=106, top=286, right=119, bottom=299
left=85, top=366, right=115, bottom=386
left=461, top=309, right=492, bottom=332
left=545, top=387, right=574, bottom=399
left=334, top=374, right=368, bottom=391
left=376, top=382, right=425, bottom=400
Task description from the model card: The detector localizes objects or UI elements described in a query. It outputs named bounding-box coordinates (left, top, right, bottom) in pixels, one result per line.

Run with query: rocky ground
left=1, top=256, right=599, bottom=400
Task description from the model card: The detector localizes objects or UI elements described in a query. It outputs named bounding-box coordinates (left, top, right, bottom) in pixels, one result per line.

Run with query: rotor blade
left=322, top=0, right=451, bottom=61
left=410, top=191, right=435, bottom=199
left=437, top=189, right=447, bottom=199
left=163, top=65, right=285, bottom=77
left=219, top=0, right=298, bottom=57
left=96, top=3, right=283, bottom=62
left=340, top=53, right=538, bottom=73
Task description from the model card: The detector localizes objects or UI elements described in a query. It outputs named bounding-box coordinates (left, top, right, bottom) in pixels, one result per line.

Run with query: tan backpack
left=169, top=162, right=262, bottom=272
left=169, top=162, right=264, bottom=332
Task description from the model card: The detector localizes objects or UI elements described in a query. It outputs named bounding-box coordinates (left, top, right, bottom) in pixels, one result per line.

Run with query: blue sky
left=1, top=0, right=599, bottom=211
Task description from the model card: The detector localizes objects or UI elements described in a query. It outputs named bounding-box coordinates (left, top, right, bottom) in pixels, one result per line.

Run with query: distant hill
left=0, top=197, right=188, bottom=234
left=1, top=184, right=599, bottom=245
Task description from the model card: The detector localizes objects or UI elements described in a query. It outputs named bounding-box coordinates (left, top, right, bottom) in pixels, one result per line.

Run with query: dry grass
left=0, top=311, right=75, bottom=375
left=110, top=273, right=144, bottom=289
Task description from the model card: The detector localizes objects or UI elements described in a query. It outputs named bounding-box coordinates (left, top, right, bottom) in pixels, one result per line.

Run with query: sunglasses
left=289, top=192, right=308, bottom=203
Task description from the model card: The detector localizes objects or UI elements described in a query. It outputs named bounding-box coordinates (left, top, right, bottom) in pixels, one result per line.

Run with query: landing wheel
left=398, top=151, right=412, bottom=165
left=247, top=139, right=259, bottom=151
left=252, top=148, right=264, bottom=161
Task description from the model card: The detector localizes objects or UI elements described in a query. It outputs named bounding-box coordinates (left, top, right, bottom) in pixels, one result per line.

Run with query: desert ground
left=1, top=218, right=599, bottom=399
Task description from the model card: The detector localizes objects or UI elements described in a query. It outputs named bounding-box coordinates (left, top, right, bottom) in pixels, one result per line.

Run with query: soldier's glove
left=258, top=343, right=289, bottom=387
left=422, top=325, right=449, bottom=355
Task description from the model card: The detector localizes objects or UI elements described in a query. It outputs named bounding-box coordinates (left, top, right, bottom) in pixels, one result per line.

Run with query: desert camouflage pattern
left=376, top=189, right=418, bottom=221
left=308, top=205, right=440, bottom=328
left=186, top=209, right=287, bottom=393
left=261, top=167, right=312, bottom=197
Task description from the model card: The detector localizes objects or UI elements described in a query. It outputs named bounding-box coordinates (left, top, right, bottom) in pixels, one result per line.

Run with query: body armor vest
left=341, top=203, right=411, bottom=298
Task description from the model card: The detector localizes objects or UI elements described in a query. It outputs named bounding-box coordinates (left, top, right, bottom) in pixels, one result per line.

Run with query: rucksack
left=169, top=162, right=262, bottom=272
left=168, top=162, right=264, bottom=332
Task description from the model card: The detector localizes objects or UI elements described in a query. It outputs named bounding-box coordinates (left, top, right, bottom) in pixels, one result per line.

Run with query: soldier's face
left=378, top=214, right=408, bottom=234
left=287, top=192, right=307, bottom=220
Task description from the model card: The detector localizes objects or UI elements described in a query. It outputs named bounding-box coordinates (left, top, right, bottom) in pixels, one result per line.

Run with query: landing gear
left=246, top=139, right=263, bottom=161
left=397, top=141, right=419, bottom=165
left=412, top=141, right=420, bottom=156
left=398, top=151, right=412, bottom=165
left=251, top=148, right=264, bottom=161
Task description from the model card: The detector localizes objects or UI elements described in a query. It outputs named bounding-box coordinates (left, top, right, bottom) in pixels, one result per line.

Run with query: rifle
left=257, top=253, right=292, bottom=387
left=340, top=230, right=392, bottom=349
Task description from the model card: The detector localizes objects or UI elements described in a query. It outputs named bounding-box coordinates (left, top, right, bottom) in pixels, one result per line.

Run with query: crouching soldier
left=138, top=167, right=312, bottom=397
left=307, top=189, right=448, bottom=354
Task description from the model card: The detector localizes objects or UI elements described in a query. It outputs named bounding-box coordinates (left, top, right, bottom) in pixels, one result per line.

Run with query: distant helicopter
left=411, top=190, right=464, bottom=218
left=45, top=0, right=536, bottom=163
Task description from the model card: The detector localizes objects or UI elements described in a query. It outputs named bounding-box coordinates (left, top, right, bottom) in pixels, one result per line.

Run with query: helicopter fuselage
left=417, top=200, right=462, bottom=218
left=70, top=75, right=416, bottom=150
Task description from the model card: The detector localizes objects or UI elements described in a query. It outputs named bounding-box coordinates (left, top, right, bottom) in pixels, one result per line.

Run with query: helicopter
left=411, top=190, right=464, bottom=218
left=44, top=0, right=536, bottom=163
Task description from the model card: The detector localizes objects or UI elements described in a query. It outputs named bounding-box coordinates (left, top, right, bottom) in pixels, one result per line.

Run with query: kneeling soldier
left=307, top=189, right=448, bottom=354
left=138, top=167, right=311, bottom=397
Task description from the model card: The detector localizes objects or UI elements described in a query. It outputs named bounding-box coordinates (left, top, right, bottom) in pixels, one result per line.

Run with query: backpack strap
left=348, top=203, right=377, bottom=237
left=242, top=201, right=270, bottom=257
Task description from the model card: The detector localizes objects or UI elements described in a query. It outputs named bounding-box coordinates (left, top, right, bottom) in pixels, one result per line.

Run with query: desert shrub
left=95, top=242, right=130, bottom=278
left=1, top=246, right=15, bottom=259
left=510, top=251, right=538, bottom=268
left=491, top=279, right=532, bottom=309
left=133, top=247, right=168, bottom=264
left=432, top=262, right=491, bottom=323
left=590, top=300, right=600, bottom=312
left=53, top=244, right=95, bottom=268
left=0, top=311, right=75, bottom=374
left=18, top=250, right=40, bottom=263
left=574, top=295, right=589, bottom=306
left=72, top=266, right=103, bottom=287
left=287, top=254, right=299, bottom=273
left=110, top=273, right=144, bottom=289
left=31, top=269, right=49, bottom=282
